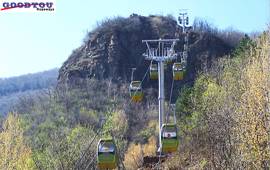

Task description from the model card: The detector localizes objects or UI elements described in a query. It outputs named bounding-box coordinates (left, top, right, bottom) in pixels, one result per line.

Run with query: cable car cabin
left=172, top=62, right=185, bottom=80
left=129, top=81, right=143, bottom=102
left=161, top=124, right=179, bottom=153
left=150, top=63, right=158, bottom=80
left=97, top=139, right=117, bottom=169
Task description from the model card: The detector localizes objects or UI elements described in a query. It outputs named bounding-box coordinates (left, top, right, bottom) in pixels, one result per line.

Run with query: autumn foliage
left=0, top=113, right=35, bottom=170
left=174, top=31, right=270, bottom=169
left=124, top=136, right=157, bottom=169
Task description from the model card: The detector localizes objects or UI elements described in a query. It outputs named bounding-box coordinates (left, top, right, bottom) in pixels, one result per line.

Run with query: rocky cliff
left=58, top=14, right=231, bottom=97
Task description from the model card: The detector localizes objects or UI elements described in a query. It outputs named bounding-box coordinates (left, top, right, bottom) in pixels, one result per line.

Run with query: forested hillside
left=0, top=68, right=58, bottom=96
left=170, top=31, right=270, bottom=169
left=0, top=69, right=58, bottom=115
left=0, top=14, right=269, bottom=169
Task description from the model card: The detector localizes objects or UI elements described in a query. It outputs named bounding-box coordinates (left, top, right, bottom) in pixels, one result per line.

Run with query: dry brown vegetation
left=0, top=17, right=268, bottom=170
left=124, top=136, right=157, bottom=169
left=171, top=30, right=270, bottom=169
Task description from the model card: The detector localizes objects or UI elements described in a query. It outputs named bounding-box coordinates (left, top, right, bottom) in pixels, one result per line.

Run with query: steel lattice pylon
left=142, top=39, right=179, bottom=154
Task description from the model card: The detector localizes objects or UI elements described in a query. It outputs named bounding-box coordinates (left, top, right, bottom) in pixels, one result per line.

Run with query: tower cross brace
left=142, top=39, right=179, bottom=153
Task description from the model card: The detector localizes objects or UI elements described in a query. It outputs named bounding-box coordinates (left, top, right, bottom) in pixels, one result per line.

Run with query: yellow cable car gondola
left=129, top=81, right=143, bottom=102
left=161, top=124, right=179, bottom=153
left=97, top=138, right=117, bottom=169
left=172, top=62, right=184, bottom=80
left=150, top=63, right=158, bottom=80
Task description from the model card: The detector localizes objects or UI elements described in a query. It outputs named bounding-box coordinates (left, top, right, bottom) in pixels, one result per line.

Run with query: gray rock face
left=57, top=15, right=231, bottom=91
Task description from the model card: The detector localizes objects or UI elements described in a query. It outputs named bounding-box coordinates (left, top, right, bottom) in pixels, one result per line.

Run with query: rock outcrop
left=58, top=14, right=231, bottom=98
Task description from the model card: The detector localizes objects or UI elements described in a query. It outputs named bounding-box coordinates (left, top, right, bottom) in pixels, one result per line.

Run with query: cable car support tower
left=142, top=39, right=179, bottom=153
left=178, top=10, right=190, bottom=66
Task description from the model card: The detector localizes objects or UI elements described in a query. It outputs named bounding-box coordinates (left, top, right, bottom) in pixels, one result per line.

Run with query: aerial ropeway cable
left=93, top=56, right=155, bottom=169
left=93, top=13, right=192, bottom=169
left=129, top=52, right=156, bottom=102
left=94, top=22, right=191, bottom=169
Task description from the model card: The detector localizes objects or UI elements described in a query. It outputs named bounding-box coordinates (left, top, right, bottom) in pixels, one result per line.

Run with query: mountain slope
left=58, top=15, right=231, bottom=90
left=0, top=68, right=58, bottom=114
